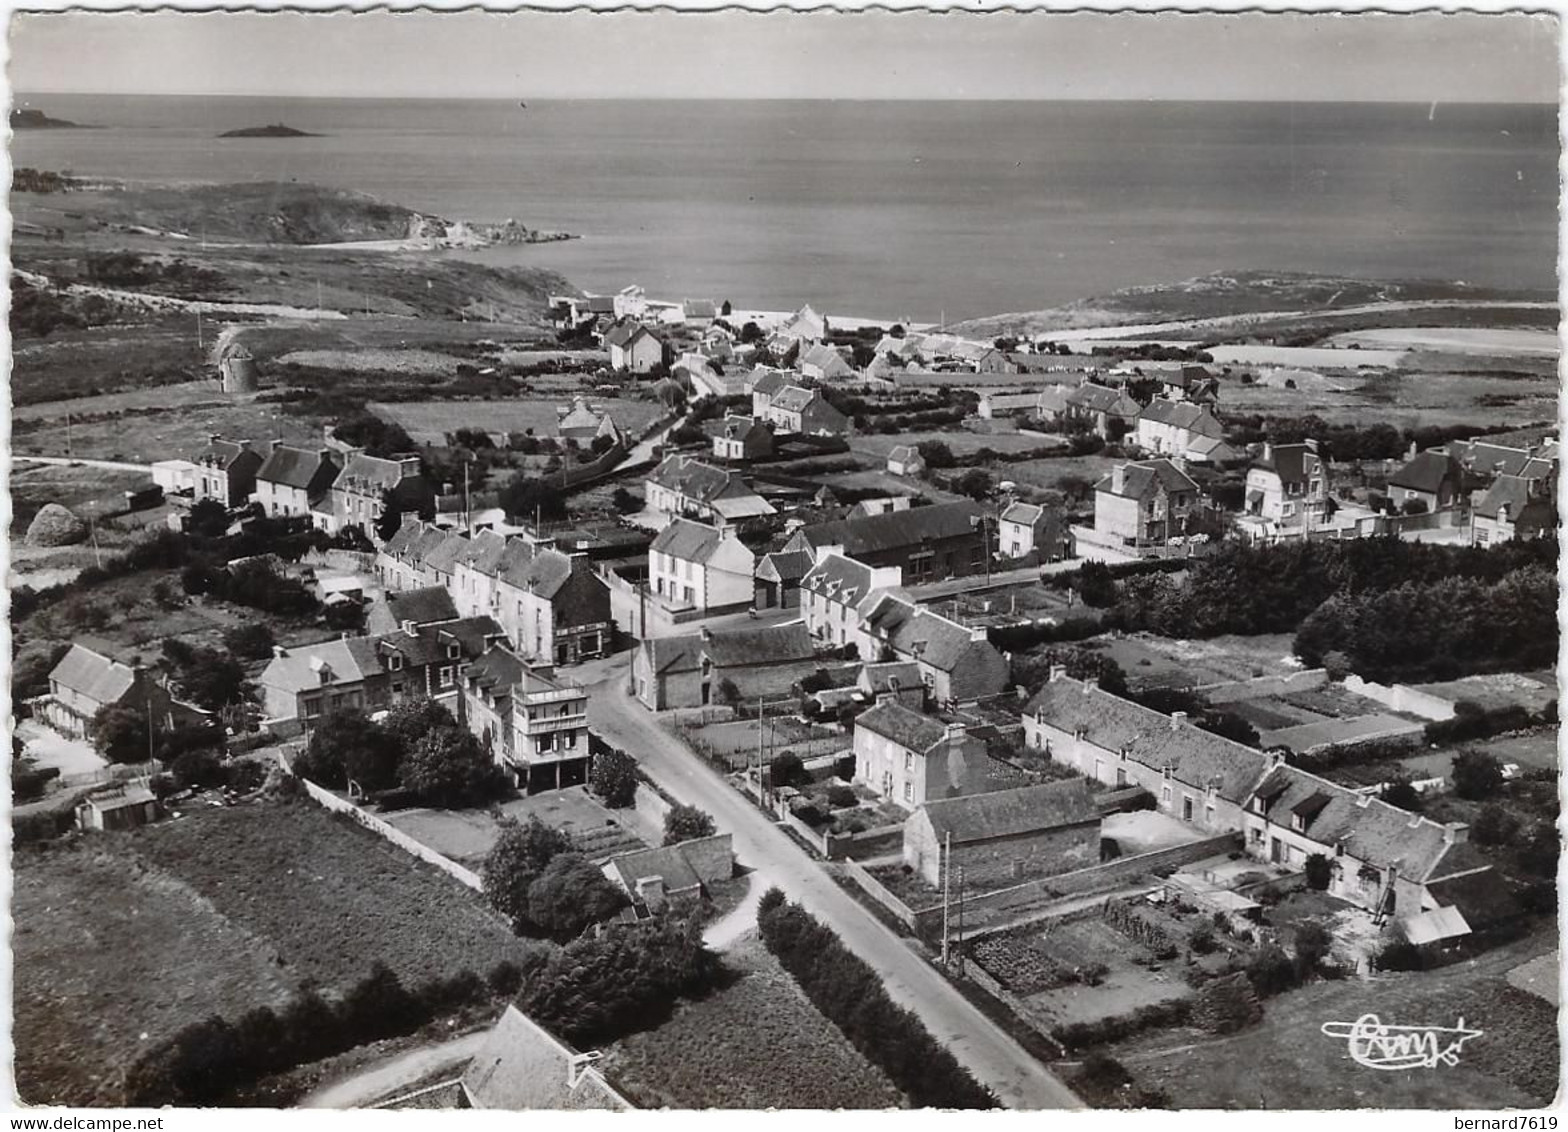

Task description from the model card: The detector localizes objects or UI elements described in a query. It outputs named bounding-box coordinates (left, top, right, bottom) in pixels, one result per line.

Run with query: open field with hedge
left=369, top=397, right=663, bottom=445
left=13, top=797, right=532, bottom=1105
left=603, top=932, right=906, bottom=1109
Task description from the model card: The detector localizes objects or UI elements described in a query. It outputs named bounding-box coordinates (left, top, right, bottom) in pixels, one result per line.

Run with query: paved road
left=301, top=1030, right=485, bottom=1109
left=585, top=656, right=1081, bottom=1110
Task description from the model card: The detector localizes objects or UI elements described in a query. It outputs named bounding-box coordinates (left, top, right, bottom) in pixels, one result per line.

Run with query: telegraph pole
left=941, top=831, right=952, bottom=966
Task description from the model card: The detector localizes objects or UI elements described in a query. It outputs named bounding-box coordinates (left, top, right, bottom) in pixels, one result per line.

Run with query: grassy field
left=15, top=797, right=530, bottom=1106
left=1003, top=454, right=1121, bottom=495
left=13, top=399, right=326, bottom=463
left=603, top=932, right=906, bottom=1109
left=849, top=429, right=1051, bottom=460
left=11, top=320, right=212, bottom=406
left=1091, top=633, right=1302, bottom=690
left=10, top=463, right=152, bottom=532
left=1111, top=934, right=1559, bottom=1109
left=370, top=397, right=664, bottom=445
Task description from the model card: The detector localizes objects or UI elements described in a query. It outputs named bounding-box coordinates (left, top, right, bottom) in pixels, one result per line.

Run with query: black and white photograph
left=4, top=7, right=1562, bottom=1114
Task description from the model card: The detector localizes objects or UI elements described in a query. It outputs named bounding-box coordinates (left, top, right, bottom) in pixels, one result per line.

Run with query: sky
left=8, top=10, right=1561, bottom=102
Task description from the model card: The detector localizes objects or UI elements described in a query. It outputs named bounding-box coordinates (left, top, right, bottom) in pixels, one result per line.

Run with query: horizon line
left=16, top=91, right=1559, bottom=106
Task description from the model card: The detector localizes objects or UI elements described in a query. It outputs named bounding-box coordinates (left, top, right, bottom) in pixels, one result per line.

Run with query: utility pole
left=955, top=863, right=966, bottom=972
left=941, top=831, right=952, bottom=966
left=146, top=693, right=156, bottom=764
left=464, top=460, right=473, bottom=538
left=756, top=696, right=765, bottom=788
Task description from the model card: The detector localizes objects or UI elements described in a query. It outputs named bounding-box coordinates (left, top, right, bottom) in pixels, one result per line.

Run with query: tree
left=611, top=487, right=641, bottom=514
left=297, top=710, right=376, bottom=789
left=175, top=649, right=249, bottom=711
left=1292, top=920, right=1333, bottom=979
left=1303, top=853, right=1333, bottom=891
left=1245, top=944, right=1297, bottom=998
left=740, top=321, right=764, bottom=344
left=1321, top=650, right=1353, bottom=682
left=589, top=746, right=638, bottom=808
left=952, top=468, right=993, bottom=500
left=916, top=440, right=955, bottom=469
left=483, top=815, right=576, bottom=930
left=663, top=804, right=717, bottom=846
left=93, top=702, right=152, bottom=764
left=400, top=726, right=499, bottom=808
left=715, top=677, right=742, bottom=707
left=188, top=498, right=230, bottom=538
left=1190, top=972, right=1263, bottom=1035
left=222, top=623, right=275, bottom=661
left=769, top=750, right=809, bottom=789
left=375, top=487, right=403, bottom=542
left=1401, top=498, right=1429, bottom=516
left=382, top=698, right=457, bottom=763
left=720, top=299, right=732, bottom=317
left=1379, top=777, right=1423, bottom=813
left=337, top=961, right=421, bottom=1043
left=499, top=473, right=567, bottom=523
left=1073, top=561, right=1117, bottom=608
left=1451, top=747, right=1503, bottom=801
left=527, top=853, right=628, bottom=938
left=1471, top=802, right=1522, bottom=846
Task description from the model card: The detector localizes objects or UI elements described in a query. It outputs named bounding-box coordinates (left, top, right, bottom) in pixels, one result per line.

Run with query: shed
left=76, top=784, right=160, bottom=832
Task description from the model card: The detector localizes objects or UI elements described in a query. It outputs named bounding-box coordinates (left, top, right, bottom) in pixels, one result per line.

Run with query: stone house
left=856, top=661, right=926, bottom=710
left=649, top=518, right=756, bottom=612
left=1021, top=670, right=1271, bottom=835
left=799, top=552, right=902, bottom=650
left=375, top=523, right=451, bottom=591
left=491, top=540, right=613, bottom=666
left=632, top=623, right=818, bottom=710
left=38, top=644, right=180, bottom=742
left=1060, top=383, right=1141, bottom=440
left=1386, top=449, right=1465, bottom=512
left=193, top=435, right=263, bottom=507
left=1242, top=441, right=1330, bottom=531
left=853, top=699, right=1014, bottom=811
left=462, top=645, right=591, bottom=793
left=799, top=342, right=855, bottom=382
left=605, top=322, right=666, bottom=374
left=998, top=501, right=1071, bottom=561
left=314, top=452, right=434, bottom=539
left=856, top=593, right=1010, bottom=706
left=708, top=414, right=773, bottom=462
left=1471, top=472, right=1556, bottom=546
left=757, top=384, right=851, bottom=438
left=1243, top=761, right=1489, bottom=922
left=644, top=454, right=774, bottom=526
left=1093, top=458, right=1202, bottom=548
left=1134, top=399, right=1227, bottom=461
left=254, top=441, right=340, bottom=519
left=903, top=779, right=1101, bottom=890
left=371, top=615, right=505, bottom=709
left=602, top=833, right=735, bottom=912
left=461, top=1005, right=632, bottom=1110
left=783, top=499, right=989, bottom=583
left=260, top=637, right=387, bottom=729
left=886, top=444, right=926, bottom=477
left=754, top=548, right=813, bottom=611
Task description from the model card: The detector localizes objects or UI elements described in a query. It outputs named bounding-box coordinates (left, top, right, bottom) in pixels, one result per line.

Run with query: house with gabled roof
left=605, top=321, right=666, bottom=374
left=193, top=434, right=263, bottom=507
left=372, top=615, right=506, bottom=708
left=461, top=644, right=591, bottom=792
left=1443, top=436, right=1558, bottom=486
left=1471, top=472, right=1556, bottom=546
left=376, top=522, right=451, bottom=591
left=1021, top=668, right=1273, bottom=835
left=853, top=699, right=1016, bottom=811
left=649, top=518, right=756, bottom=613
left=254, top=440, right=340, bottom=519
left=799, top=342, right=855, bottom=382
left=366, top=585, right=460, bottom=636
left=799, top=552, right=902, bottom=650
left=708, top=413, right=773, bottom=462
left=451, top=529, right=510, bottom=621
left=998, top=500, right=1071, bottom=562
left=38, top=643, right=181, bottom=741
left=757, top=384, right=851, bottom=437
left=644, top=454, right=774, bottom=526
left=1387, top=449, right=1464, bottom=513
left=783, top=499, right=989, bottom=583
left=755, top=548, right=813, bottom=610
left=602, top=834, right=735, bottom=912
left=904, top=779, right=1101, bottom=889
left=1134, top=399, right=1230, bottom=462
left=1241, top=440, right=1330, bottom=536
left=461, top=1005, right=631, bottom=1110
left=682, top=298, right=718, bottom=324
left=632, top=622, right=818, bottom=710
left=773, top=304, right=828, bottom=349
left=260, top=636, right=388, bottom=729
left=557, top=397, right=624, bottom=447
left=1061, top=383, right=1141, bottom=439
left=856, top=660, right=925, bottom=710
left=1243, top=761, right=1488, bottom=922
left=749, top=367, right=792, bottom=415
left=856, top=593, right=1010, bottom=706
left=314, top=451, right=434, bottom=540
left=886, top=444, right=926, bottom=478
left=1093, top=458, right=1202, bottom=548
left=490, top=538, right=613, bottom=666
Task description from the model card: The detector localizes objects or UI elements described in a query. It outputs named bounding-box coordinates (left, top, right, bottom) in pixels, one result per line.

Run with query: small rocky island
left=11, top=108, right=87, bottom=129
left=218, top=123, right=323, bottom=138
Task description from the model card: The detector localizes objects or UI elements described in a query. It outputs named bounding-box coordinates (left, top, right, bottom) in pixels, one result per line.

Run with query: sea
left=10, top=94, right=1559, bottom=323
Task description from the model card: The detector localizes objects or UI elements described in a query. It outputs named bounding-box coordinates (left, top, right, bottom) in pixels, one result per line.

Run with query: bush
left=768, top=750, right=810, bottom=789
left=1187, top=925, right=1217, bottom=955
left=1245, top=944, right=1297, bottom=998
left=1303, top=853, right=1333, bottom=891
left=482, top=815, right=575, bottom=932
left=1380, top=777, right=1423, bottom=812
left=758, top=891, right=995, bottom=1108
left=400, top=726, right=505, bottom=808
left=527, top=853, right=629, bottom=938
left=1079, top=1051, right=1132, bottom=1094
left=221, top=622, right=276, bottom=660
left=93, top=702, right=153, bottom=764
left=1471, top=803, right=1522, bottom=846
left=590, top=747, right=638, bottom=808
left=1190, top=972, right=1262, bottom=1035
left=1374, top=939, right=1423, bottom=972
left=1292, top=920, right=1333, bottom=979
left=663, top=803, right=717, bottom=846
left=1451, top=747, right=1504, bottom=801
left=825, top=784, right=858, bottom=808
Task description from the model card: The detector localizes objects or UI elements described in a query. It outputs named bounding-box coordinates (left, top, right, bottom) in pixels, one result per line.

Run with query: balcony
left=519, top=710, right=587, bottom=735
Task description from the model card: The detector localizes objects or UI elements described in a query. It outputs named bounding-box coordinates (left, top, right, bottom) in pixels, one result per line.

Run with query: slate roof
left=374, top=616, right=503, bottom=668
left=1139, top=399, right=1224, bottom=437
left=1069, top=383, right=1139, bottom=416
left=1473, top=474, right=1554, bottom=524
left=1249, top=763, right=1475, bottom=883
left=196, top=437, right=261, bottom=471
left=984, top=392, right=1045, bottom=412
left=337, top=452, right=418, bottom=494
left=647, top=455, right=750, bottom=504
left=1388, top=451, right=1461, bottom=494
left=921, top=779, right=1099, bottom=844
left=683, top=299, right=717, bottom=321
left=1001, top=502, right=1045, bottom=527
left=794, top=500, right=983, bottom=558
left=256, top=444, right=340, bottom=492
left=606, top=843, right=702, bottom=895
left=857, top=699, right=950, bottom=753
left=604, top=322, right=658, bottom=350
left=384, top=523, right=447, bottom=565
left=750, top=368, right=789, bottom=396
left=887, top=444, right=923, bottom=465
left=1425, top=869, right=1522, bottom=930
left=800, top=552, right=879, bottom=607
left=859, top=661, right=923, bottom=696
left=758, top=548, right=813, bottom=584
left=50, top=644, right=138, bottom=706
left=1444, top=438, right=1549, bottom=478
left=386, top=587, right=460, bottom=627
left=462, top=1005, right=630, bottom=1110
left=650, top=518, right=726, bottom=564
left=862, top=595, right=992, bottom=676
left=494, top=539, right=575, bottom=598
left=1023, top=676, right=1271, bottom=804
left=714, top=414, right=766, bottom=442
left=263, top=637, right=385, bottom=694
left=1095, top=459, right=1200, bottom=501
left=558, top=398, right=604, bottom=432
left=801, top=343, right=850, bottom=372
left=1251, top=443, right=1320, bottom=483
left=770, top=385, right=818, bottom=413
left=463, top=645, right=528, bottom=714
left=645, top=623, right=815, bottom=675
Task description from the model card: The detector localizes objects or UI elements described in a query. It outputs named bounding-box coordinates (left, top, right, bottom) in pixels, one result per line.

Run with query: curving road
left=585, top=655, right=1081, bottom=1110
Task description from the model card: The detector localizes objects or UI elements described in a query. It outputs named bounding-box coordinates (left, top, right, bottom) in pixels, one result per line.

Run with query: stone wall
left=1344, top=675, right=1457, bottom=721
left=1201, top=668, right=1328, bottom=704
left=679, top=832, right=736, bottom=885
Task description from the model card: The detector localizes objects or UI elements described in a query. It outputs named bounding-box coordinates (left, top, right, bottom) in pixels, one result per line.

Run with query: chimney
left=272, top=645, right=288, bottom=659
left=1356, top=792, right=1373, bottom=808
left=1048, top=664, right=1067, bottom=683
left=398, top=455, right=422, bottom=478
left=1303, top=438, right=1319, bottom=455
left=271, top=438, right=284, bottom=454
left=402, top=619, right=418, bottom=637
left=1111, top=464, right=1126, bottom=495
left=208, top=433, right=222, bottom=446
left=1170, top=711, right=1187, bottom=730
left=1444, top=822, right=1468, bottom=846
left=567, top=1050, right=605, bottom=1089
left=1262, top=441, right=1273, bottom=463
left=944, top=722, right=967, bottom=742
left=1407, top=440, right=1418, bottom=460
left=1407, top=813, right=1423, bottom=829
left=443, top=481, right=455, bottom=497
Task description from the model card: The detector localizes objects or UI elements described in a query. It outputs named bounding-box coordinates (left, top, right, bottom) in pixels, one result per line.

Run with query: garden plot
left=685, top=716, right=848, bottom=771
left=383, top=785, right=647, bottom=869
left=369, top=398, right=663, bottom=446
left=849, top=430, right=1051, bottom=460
left=1413, top=672, right=1557, bottom=715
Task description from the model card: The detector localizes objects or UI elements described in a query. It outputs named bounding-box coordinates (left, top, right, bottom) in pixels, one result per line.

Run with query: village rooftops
left=859, top=594, right=991, bottom=676
left=1138, top=398, right=1225, bottom=436
left=374, top=615, right=504, bottom=668
left=1000, top=501, right=1047, bottom=526
left=793, top=499, right=984, bottom=558
left=1250, top=762, right=1481, bottom=885
left=887, top=444, right=921, bottom=464
left=494, top=539, right=576, bottom=596
left=1250, top=441, right=1320, bottom=482
left=647, top=454, right=754, bottom=505
left=1388, top=450, right=1463, bottom=494
left=757, top=548, right=814, bottom=585
left=859, top=660, right=922, bottom=696
left=650, top=518, right=730, bottom=564
left=644, top=622, right=816, bottom=675
left=769, top=385, right=819, bottom=413
left=856, top=699, right=953, bottom=753
left=461, top=1005, right=631, bottom=1110
left=603, top=322, right=660, bottom=350
left=1024, top=674, right=1271, bottom=804
left=256, top=443, right=340, bottom=492
left=265, top=637, right=385, bottom=693
left=750, top=368, right=790, bottom=397
left=1069, top=383, right=1139, bottom=415
left=800, top=552, right=880, bottom=606
left=921, top=778, right=1099, bottom=844
left=1473, top=473, right=1555, bottom=521
left=50, top=643, right=140, bottom=704
left=385, top=586, right=460, bottom=627
left=1094, top=459, right=1199, bottom=500
left=800, top=343, right=848, bottom=370
left=1444, top=436, right=1558, bottom=478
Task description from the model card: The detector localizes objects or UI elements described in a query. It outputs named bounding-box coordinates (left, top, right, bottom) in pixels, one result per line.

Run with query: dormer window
left=388, top=653, right=404, bottom=672
left=1290, top=813, right=1305, bottom=833
left=447, top=643, right=462, bottom=659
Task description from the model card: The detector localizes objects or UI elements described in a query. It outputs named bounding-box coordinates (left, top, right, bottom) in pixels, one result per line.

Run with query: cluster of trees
left=1424, top=698, right=1555, bottom=747
left=663, top=804, right=716, bottom=845
left=332, top=411, right=416, bottom=458
left=122, top=959, right=521, bottom=1106
left=481, top=815, right=628, bottom=939
left=517, top=912, right=720, bottom=1046
left=1222, top=414, right=1524, bottom=462
left=499, top=473, right=569, bottom=524
left=79, top=252, right=230, bottom=297
left=757, top=889, right=995, bottom=1109
left=1293, top=564, right=1555, bottom=682
left=589, top=746, right=639, bottom=808
left=294, top=700, right=506, bottom=809
left=10, top=273, right=130, bottom=338
left=160, top=637, right=249, bottom=711
left=181, top=555, right=320, bottom=618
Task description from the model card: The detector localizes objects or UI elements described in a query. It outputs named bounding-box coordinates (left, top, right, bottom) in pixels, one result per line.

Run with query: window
left=904, top=752, right=913, bottom=771
left=438, top=665, right=455, bottom=688
left=1290, top=813, right=1305, bottom=833
left=903, top=782, right=913, bottom=803
left=1182, top=796, right=1194, bottom=822
left=1161, top=785, right=1172, bottom=804
left=388, top=653, right=404, bottom=672
left=447, top=643, right=462, bottom=659
left=303, top=696, right=322, bottom=718
left=1205, top=804, right=1215, bottom=825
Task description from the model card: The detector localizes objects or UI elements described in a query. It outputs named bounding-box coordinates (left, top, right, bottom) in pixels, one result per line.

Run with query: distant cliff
left=217, top=124, right=323, bottom=139
left=11, top=108, right=87, bottom=129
